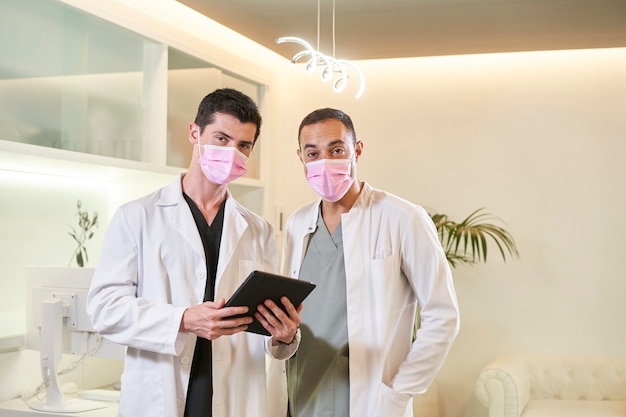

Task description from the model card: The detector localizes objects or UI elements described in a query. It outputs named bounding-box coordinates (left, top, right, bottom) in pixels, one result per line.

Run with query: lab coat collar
left=157, top=175, right=205, bottom=267
left=302, top=199, right=322, bottom=234
left=302, top=182, right=376, bottom=231
left=216, top=195, right=249, bottom=280
left=156, top=173, right=185, bottom=207
left=155, top=174, right=250, bottom=282
left=347, top=181, right=376, bottom=212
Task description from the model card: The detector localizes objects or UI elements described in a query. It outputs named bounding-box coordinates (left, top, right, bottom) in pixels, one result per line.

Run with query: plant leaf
left=429, top=207, right=519, bottom=268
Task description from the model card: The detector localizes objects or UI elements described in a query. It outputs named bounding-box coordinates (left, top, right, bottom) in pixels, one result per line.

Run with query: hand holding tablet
left=224, top=270, right=316, bottom=336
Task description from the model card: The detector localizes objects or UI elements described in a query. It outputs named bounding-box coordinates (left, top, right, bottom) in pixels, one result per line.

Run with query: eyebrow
left=212, top=130, right=253, bottom=147
left=302, top=139, right=345, bottom=150
left=213, top=130, right=233, bottom=140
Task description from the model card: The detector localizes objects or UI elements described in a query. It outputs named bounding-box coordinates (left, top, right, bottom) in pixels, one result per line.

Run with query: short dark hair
left=298, top=108, right=357, bottom=146
left=194, top=88, right=262, bottom=145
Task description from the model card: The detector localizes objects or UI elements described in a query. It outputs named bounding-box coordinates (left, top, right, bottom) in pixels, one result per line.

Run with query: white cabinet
left=0, top=0, right=267, bottom=212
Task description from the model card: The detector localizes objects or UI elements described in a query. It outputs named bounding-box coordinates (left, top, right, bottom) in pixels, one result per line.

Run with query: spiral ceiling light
left=275, top=0, right=365, bottom=99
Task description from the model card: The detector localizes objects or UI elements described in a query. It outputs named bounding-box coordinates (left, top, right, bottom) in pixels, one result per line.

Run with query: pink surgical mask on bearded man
left=305, top=158, right=355, bottom=202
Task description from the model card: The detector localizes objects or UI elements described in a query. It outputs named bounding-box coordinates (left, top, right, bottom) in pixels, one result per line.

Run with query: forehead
left=299, top=119, right=351, bottom=148
left=208, top=112, right=250, bottom=129
left=205, top=112, right=257, bottom=138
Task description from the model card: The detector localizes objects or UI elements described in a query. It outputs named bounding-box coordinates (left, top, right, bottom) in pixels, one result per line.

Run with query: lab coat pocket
left=119, top=369, right=165, bottom=417
left=373, top=248, right=393, bottom=260
left=371, top=381, right=412, bottom=417
left=366, top=254, right=401, bottom=310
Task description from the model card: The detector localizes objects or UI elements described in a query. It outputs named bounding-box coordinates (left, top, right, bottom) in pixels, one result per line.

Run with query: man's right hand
left=179, top=298, right=252, bottom=340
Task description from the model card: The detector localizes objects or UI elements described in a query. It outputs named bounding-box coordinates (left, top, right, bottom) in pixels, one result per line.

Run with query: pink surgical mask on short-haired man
left=198, top=143, right=248, bottom=185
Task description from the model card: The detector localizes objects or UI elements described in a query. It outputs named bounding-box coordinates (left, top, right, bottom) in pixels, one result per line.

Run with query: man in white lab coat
left=87, top=88, right=301, bottom=417
left=282, top=108, right=460, bottom=417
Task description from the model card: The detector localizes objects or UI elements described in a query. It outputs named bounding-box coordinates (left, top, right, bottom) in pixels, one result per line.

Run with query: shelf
left=0, top=140, right=182, bottom=182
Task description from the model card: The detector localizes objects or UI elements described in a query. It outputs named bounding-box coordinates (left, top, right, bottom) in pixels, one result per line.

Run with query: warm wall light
left=275, top=0, right=365, bottom=99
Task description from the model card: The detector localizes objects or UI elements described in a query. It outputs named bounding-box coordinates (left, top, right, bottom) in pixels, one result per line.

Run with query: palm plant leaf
left=429, top=208, right=519, bottom=267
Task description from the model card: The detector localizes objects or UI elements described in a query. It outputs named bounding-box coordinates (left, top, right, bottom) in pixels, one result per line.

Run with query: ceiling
left=177, top=0, right=626, bottom=61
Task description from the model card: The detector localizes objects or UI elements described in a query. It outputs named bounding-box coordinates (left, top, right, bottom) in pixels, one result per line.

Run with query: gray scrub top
left=288, top=209, right=350, bottom=417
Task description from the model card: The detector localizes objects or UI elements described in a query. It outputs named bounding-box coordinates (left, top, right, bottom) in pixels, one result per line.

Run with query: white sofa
left=475, top=355, right=626, bottom=417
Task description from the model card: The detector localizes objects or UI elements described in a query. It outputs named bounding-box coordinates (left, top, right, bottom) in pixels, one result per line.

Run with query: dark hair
left=194, top=88, right=262, bottom=145
left=298, top=108, right=356, bottom=146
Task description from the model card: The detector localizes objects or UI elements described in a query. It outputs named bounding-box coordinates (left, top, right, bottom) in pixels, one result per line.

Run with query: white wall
left=272, top=47, right=626, bottom=417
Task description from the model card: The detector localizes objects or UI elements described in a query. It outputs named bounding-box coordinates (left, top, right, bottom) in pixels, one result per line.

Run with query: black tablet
left=223, top=270, right=316, bottom=336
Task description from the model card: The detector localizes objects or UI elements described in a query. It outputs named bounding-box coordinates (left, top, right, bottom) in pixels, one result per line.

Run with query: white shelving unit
left=0, top=0, right=272, bottom=350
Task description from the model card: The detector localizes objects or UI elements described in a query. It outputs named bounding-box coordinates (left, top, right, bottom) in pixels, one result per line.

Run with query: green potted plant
left=414, top=208, right=518, bottom=334
left=68, top=200, right=99, bottom=267
left=429, top=207, right=519, bottom=267
left=411, top=208, right=519, bottom=416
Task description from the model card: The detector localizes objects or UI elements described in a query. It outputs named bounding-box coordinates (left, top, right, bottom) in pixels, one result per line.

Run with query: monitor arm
left=27, top=298, right=106, bottom=413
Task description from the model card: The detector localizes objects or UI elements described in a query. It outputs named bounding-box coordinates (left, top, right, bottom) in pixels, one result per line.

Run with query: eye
left=331, top=147, right=345, bottom=156
left=239, top=143, right=252, bottom=151
left=305, top=151, right=319, bottom=159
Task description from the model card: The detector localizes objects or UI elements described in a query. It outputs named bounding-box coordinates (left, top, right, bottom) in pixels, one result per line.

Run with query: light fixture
left=276, top=0, right=365, bottom=99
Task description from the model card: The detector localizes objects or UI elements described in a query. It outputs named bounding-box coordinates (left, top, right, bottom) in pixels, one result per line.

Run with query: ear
left=189, top=123, right=199, bottom=144
left=296, top=148, right=304, bottom=164
left=355, top=140, right=364, bottom=161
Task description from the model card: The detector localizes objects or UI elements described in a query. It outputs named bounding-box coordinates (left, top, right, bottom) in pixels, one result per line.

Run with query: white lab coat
left=87, top=175, right=295, bottom=417
left=282, top=182, right=460, bottom=417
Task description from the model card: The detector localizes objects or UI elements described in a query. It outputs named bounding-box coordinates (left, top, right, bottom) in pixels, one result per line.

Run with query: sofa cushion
left=523, top=400, right=626, bottom=417
left=526, top=358, right=626, bottom=401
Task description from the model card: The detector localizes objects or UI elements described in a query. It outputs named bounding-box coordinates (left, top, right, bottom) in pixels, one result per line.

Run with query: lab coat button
left=181, top=356, right=190, bottom=365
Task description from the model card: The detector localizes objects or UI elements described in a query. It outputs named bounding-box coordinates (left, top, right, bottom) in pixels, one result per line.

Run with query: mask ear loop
left=196, top=126, right=203, bottom=159
left=349, top=140, right=362, bottom=181
left=348, top=153, right=356, bottom=180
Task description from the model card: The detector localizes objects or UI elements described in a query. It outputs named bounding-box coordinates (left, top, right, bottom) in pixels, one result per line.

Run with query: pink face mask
left=198, top=144, right=248, bottom=185
left=305, top=158, right=354, bottom=202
